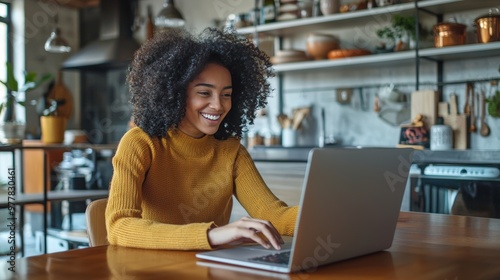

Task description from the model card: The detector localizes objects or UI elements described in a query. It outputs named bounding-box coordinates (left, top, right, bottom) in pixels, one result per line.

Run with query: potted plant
left=39, top=98, right=68, bottom=144
left=486, top=66, right=500, bottom=118
left=0, top=62, right=52, bottom=144
left=376, top=15, right=427, bottom=52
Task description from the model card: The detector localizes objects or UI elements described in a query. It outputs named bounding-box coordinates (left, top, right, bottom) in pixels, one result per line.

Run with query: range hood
left=62, top=0, right=140, bottom=70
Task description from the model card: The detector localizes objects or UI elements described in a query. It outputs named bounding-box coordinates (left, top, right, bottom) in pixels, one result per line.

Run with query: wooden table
left=3, top=212, right=500, bottom=279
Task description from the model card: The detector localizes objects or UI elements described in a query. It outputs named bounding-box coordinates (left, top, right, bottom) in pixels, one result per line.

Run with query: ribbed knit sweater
left=105, top=127, right=298, bottom=250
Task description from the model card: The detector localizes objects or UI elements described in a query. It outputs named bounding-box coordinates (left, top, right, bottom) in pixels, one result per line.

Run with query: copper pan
left=474, top=8, right=500, bottom=43
left=433, top=21, right=466, bottom=48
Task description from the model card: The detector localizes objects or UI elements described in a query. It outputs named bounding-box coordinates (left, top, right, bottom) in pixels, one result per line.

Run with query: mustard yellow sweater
left=105, top=127, right=298, bottom=250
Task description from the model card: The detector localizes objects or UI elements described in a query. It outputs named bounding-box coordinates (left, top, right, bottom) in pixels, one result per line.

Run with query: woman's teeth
left=201, top=113, right=220, bottom=121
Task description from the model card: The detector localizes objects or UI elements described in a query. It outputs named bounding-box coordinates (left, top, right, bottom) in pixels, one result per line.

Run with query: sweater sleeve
left=105, top=129, right=215, bottom=250
left=233, top=146, right=299, bottom=236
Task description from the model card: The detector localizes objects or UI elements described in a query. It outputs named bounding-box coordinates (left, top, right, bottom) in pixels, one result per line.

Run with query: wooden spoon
left=464, top=82, right=471, bottom=115
left=480, top=90, right=490, bottom=137
left=469, top=88, right=476, bottom=133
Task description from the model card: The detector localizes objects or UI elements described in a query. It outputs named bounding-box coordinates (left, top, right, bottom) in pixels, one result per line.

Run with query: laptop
left=196, top=147, right=413, bottom=273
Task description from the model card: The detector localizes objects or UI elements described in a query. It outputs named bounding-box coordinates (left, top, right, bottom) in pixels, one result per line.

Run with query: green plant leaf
left=0, top=62, right=18, bottom=92
left=1, top=62, right=53, bottom=93
left=20, top=72, right=53, bottom=92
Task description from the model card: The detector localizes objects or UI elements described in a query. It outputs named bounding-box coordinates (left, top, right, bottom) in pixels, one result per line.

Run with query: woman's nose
left=209, top=96, right=222, bottom=110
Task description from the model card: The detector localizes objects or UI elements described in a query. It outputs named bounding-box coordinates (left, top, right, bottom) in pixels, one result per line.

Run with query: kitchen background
left=2, top=0, right=499, bottom=257
left=8, top=0, right=500, bottom=149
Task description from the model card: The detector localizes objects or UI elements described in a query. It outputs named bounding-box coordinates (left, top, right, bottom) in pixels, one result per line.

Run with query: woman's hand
left=207, top=217, right=284, bottom=250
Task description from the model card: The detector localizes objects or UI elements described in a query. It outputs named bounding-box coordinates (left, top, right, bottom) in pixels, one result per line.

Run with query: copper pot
left=474, top=9, right=500, bottom=43
left=433, top=21, right=466, bottom=48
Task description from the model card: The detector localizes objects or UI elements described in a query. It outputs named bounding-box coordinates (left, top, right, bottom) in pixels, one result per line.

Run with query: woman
left=105, top=28, right=298, bottom=251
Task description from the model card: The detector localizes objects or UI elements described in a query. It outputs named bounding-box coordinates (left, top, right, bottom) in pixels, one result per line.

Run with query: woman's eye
left=222, top=93, right=232, bottom=98
left=198, top=91, right=210, bottom=96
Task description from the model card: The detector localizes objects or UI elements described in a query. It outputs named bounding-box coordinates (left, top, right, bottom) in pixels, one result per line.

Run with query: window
left=0, top=1, right=11, bottom=98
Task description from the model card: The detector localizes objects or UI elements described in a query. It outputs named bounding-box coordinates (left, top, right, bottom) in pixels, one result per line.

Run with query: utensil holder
left=282, top=128, right=297, bottom=147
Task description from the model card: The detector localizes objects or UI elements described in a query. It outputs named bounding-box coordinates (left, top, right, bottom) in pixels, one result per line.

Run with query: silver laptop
left=196, top=147, right=413, bottom=273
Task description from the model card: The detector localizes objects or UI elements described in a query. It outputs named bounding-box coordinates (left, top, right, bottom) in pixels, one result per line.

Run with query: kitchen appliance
left=474, top=8, right=500, bottom=43
left=410, top=163, right=500, bottom=218
left=60, top=0, right=136, bottom=144
left=62, top=0, right=140, bottom=70
left=433, top=20, right=466, bottom=47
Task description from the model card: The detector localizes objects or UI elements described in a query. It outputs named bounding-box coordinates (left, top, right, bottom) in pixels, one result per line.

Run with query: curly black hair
left=127, top=27, right=274, bottom=140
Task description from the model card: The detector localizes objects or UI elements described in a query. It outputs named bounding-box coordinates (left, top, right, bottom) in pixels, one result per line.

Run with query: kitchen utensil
left=373, top=94, right=381, bottom=112
left=292, top=107, right=311, bottom=130
left=433, top=19, right=466, bottom=47
left=442, top=93, right=468, bottom=149
left=306, top=33, right=339, bottom=60
left=277, top=113, right=291, bottom=129
left=327, top=49, right=371, bottom=59
left=379, top=84, right=404, bottom=103
left=474, top=8, right=500, bottom=43
left=319, top=107, right=326, bottom=147
left=411, top=90, right=438, bottom=129
left=319, top=0, right=340, bottom=15
left=470, top=87, right=477, bottom=133
left=464, top=82, right=472, bottom=115
left=438, top=102, right=449, bottom=117
left=378, top=104, right=410, bottom=126
left=282, top=128, right=297, bottom=147
left=271, top=49, right=309, bottom=64
left=46, top=70, right=74, bottom=119
left=480, top=90, right=491, bottom=137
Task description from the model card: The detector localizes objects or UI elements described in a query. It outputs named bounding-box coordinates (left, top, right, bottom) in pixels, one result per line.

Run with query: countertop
left=248, top=145, right=500, bottom=165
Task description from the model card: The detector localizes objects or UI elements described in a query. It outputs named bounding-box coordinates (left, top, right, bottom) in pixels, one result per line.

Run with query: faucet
left=319, top=107, right=326, bottom=148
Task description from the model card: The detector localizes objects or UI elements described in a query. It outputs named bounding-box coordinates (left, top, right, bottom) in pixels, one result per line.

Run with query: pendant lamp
left=155, top=0, right=185, bottom=28
left=44, top=14, right=71, bottom=53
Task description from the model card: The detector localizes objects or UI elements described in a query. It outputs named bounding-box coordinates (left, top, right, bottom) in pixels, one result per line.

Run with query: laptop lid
left=289, top=147, right=412, bottom=272
left=197, top=147, right=413, bottom=273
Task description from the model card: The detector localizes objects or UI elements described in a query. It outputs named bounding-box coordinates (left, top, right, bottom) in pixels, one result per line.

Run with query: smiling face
left=178, top=63, right=233, bottom=138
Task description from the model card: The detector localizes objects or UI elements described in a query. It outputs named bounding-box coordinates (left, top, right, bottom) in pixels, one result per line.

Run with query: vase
left=0, top=93, right=25, bottom=144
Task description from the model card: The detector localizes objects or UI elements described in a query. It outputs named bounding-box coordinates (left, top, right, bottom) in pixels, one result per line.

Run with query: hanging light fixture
left=155, top=0, right=185, bottom=28
left=44, top=14, right=71, bottom=53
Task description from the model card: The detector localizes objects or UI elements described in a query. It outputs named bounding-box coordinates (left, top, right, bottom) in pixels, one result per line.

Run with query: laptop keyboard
left=249, top=251, right=291, bottom=265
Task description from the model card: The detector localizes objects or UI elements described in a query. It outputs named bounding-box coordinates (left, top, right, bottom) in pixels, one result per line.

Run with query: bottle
left=146, top=5, right=155, bottom=40
left=260, top=0, right=276, bottom=25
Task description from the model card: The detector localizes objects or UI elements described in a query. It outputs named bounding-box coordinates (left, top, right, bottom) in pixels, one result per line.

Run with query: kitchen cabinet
left=237, top=0, right=500, bottom=123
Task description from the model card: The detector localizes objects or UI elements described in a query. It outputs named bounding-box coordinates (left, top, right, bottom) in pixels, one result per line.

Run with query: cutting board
left=411, top=90, right=438, bottom=129
left=442, top=93, right=468, bottom=150
left=46, top=70, right=73, bottom=118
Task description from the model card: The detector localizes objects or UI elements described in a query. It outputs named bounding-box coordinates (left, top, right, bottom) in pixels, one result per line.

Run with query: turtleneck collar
left=166, top=129, right=215, bottom=157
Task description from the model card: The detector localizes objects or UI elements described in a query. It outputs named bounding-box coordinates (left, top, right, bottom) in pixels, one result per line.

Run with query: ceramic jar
left=319, top=0, right=340, bottom=15
left=430, top=123, right=453, bottom=150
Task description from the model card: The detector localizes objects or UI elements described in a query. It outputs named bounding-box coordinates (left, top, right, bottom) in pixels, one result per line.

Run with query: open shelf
left=272, top=41, right=500, bottom=73
left=237, top=0, right=499, bottom=36
left=419, top=42, right=500, bottom=61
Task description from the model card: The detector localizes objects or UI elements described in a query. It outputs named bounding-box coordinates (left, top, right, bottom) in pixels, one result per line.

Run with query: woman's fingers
left=239, top=217, right=283, bottom=250
left=207, top=217, right=284, bottom=250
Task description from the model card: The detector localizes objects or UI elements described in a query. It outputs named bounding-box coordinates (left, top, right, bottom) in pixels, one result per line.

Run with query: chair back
left=85, top=198, right=109, bottom=247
